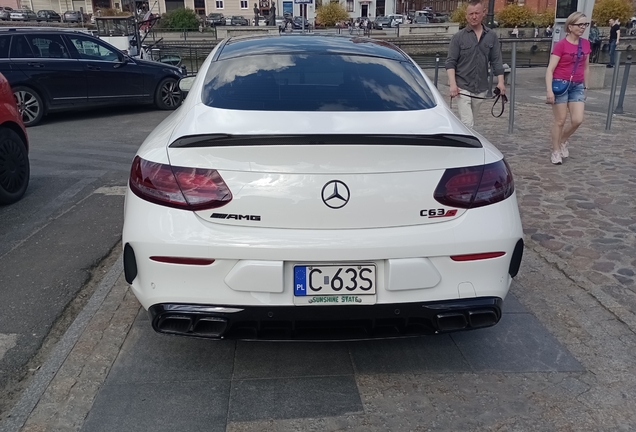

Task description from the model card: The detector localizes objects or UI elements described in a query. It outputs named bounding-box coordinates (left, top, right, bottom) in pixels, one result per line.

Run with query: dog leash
left=450, top=89, right=508, bottom=118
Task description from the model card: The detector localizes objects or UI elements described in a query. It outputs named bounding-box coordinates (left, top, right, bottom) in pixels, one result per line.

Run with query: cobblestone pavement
left=5, top=95, right=636, bottom=431
left=474, top=101, right=636, bottom=332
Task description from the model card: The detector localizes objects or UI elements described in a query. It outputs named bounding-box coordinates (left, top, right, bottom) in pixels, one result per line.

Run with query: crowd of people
left=335, top=18, right=374, bottom=36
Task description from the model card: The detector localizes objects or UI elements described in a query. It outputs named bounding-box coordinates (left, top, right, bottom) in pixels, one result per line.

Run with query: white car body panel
left=124, top=190, right=522, bottom=309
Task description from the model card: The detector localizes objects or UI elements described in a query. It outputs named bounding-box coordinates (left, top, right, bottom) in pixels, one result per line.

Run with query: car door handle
left=27, top=63, right=44, bottom=68
left=86, top=65, right=101, bottom=71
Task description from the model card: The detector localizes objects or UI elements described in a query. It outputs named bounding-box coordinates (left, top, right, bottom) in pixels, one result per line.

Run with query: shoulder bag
left=552, top=39, right=583, bottom=96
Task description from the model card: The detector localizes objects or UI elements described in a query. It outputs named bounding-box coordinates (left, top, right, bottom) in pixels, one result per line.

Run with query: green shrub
left=158, top=8, right=199, bottom=30
left=316, top=2, right=349, bottom=26
left=592, top=0, right=633, bottom=25
left=495, top=4, right=535, bottom=27
left=534, top=7, right=555, bottom=28
left=450, top=2, right=468, bottom=26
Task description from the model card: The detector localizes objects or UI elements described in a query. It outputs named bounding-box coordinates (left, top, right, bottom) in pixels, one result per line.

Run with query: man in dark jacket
left=445, top=0, right=505, bottom=128
left=607, top=18, right=620, bottom=68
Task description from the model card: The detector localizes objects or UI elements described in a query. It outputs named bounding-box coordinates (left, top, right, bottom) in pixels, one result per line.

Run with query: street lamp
left=486, top=0, right=495, bottom=27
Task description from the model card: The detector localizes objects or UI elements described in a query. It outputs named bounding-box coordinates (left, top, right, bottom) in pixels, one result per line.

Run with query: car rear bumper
left=149, top=296, right=504, bottom=340
left=123, top=190, right=524, bottom=313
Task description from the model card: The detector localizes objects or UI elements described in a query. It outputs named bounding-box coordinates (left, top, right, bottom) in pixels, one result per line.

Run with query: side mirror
left=178, top=76, right=196, bottom=96
left=114, top=55, right=129, bottom=68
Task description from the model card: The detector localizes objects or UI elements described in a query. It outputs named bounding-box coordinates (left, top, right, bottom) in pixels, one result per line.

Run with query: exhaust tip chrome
left=157, top=315, right=192, bottom=334
left=468, top=310, right=498, bottom=328
left=436, top=312, right=468, bottom=331
left=192, top=317, right=228, bottom=337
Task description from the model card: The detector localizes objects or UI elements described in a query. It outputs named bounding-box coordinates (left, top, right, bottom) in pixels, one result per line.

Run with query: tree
left=158, top=8, right=200, bottom=30
left=450, top=2, right=468, bottom=26
left=315, top=2, right=349, bottom=26
left=592, top=0, right=633, bottom=25
left=535, top=7, right=555, bottom=28
left=496, top=4, right=535, bottom=27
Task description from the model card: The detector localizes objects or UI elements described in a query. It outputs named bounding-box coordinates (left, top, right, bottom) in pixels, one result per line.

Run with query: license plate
left=294, top=264, right=376, bottom=300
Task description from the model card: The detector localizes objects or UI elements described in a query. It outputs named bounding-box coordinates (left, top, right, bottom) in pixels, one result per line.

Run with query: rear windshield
left=201, top=53, right=436, bottom=111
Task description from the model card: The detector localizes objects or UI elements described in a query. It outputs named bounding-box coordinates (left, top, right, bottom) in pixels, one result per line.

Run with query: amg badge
left=211, top=213, right=261, bottom=221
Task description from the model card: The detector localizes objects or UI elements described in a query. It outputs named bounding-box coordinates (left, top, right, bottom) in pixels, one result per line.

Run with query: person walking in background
left=607, top=18, right=620, bottom=68
left=589, top=21, right=601, bottom=62
left=445, top=0, right=505, bottom=128
left=512, top=25, right=519, bottom=38
left=545, top=12, right=591, bottom=165
left=534, top=26, right=539, bottom=38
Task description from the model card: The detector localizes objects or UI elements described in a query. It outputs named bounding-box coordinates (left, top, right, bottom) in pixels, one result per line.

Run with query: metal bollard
left=487, top=67, right=494, bottom=97
left=434, top=53, right=440, bottom=88
left=397, top=23, right=399, bottom=38
left=605, top=51, right=622, bottom=130
left=508, top=41, right=517, bottom=134
left=614, top=55, right=632, bottom=114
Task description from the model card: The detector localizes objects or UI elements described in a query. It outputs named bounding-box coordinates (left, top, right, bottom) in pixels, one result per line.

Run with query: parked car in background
left=291, top=16, right=309, bottom=29
left=230, top=16, right=248, bottom=26
left=36, top=10, right=62, bottom=22
left=206, top=12, right=225, bottom=26
left=432, top=13, right=449, bottom=22
left=62, top=10, right=86, bottom=23
left=10, top=10, right=37, bottom=21
left=373, top=16, right=391, bottom=29
left=388, top=14, right=403, bottom=25
left=413, top=14, right=430, bottom=24
left=0, top=72, right=29, bottom=205
left=0, top=28, right=184, bottom=126
left=0, top=7, right=13, bottom=20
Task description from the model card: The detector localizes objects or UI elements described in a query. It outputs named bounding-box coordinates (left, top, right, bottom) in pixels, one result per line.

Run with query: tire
left=154, top=77, right=182, bottom=110
left=13, top=86, right=44, bottom=127
left=0, top=128, right=29, bottom=205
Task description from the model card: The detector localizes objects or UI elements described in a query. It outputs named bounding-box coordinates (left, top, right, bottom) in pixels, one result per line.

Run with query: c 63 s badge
left=211, top=213, right=261, bottom=221
left=420, top=208, right=458, bottom=218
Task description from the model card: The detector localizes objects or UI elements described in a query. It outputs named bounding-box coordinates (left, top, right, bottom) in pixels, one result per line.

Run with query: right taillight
left=433, top=159, right=514, bottom=209
left=129, top=156, right=232, bottom=210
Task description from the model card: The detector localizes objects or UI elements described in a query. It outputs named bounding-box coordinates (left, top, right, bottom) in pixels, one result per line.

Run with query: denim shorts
left=554, top=80, right=585, bottom=104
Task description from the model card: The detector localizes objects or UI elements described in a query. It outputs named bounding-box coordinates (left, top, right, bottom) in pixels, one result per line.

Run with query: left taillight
left=129, top=156, right=232, bottom=210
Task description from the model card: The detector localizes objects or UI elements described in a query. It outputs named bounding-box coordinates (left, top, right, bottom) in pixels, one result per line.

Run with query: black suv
left=36, top=10, right=62, bottom=22
left=206, top=12, right=225, bottom=26
left=0, top=28, right=184, bottom=126
left=230, top=16, right=248, bottom=26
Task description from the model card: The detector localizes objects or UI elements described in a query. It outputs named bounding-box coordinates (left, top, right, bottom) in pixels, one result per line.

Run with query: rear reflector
left=129, top=156, right=232, bottom=210
left=451, top=252, right=506, bottom=262
left=150, top=256, right=216, bottom=265
left=434, top=160, right=514, bottom=209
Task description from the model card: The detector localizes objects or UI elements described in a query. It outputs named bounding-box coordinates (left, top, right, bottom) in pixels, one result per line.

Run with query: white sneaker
left=551, top=150, right=562, bottom=165
left=560, top=141, right=569, bottom=158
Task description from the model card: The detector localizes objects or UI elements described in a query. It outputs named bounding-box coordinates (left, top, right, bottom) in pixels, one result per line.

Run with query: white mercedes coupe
left=122, top=35, right=523, bottom=340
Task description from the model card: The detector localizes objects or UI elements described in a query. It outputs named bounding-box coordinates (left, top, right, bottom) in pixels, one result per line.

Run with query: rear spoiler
left=169, top=134, right=483, bottom=149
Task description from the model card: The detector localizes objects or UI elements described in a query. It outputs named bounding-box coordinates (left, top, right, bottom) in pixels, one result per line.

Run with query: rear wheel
left=0, top=128, right=29, bottom=205
left=154, top=77, right=183, bottom=110
left=13, top=86, right=44, bottom=127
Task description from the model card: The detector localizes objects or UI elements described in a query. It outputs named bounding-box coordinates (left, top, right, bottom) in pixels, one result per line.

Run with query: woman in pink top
left=545, top=12, right=591, bottom=165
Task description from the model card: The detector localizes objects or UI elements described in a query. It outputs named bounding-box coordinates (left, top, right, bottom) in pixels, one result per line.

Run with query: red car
left=0, top=72, right=29, bottom=204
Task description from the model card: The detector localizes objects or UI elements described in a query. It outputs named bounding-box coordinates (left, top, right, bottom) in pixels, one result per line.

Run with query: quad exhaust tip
left=436, top=309, right=499, bottom=332
left=157, top=315, right=228, bottom=337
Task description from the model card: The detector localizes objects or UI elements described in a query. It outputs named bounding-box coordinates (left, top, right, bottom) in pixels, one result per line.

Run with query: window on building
left=346, top=0, right=354, bottom=11
left=240, top=0, right=248, bottom=7
left=216, top=0, right=224, bottom=8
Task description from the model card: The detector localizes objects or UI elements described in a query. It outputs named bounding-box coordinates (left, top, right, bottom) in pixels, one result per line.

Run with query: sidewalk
left=3, top=76, right=636, bottom=431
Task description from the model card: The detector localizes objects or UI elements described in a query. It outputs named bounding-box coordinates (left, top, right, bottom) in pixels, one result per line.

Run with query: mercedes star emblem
left=321, top=180, right=350, bottom=209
